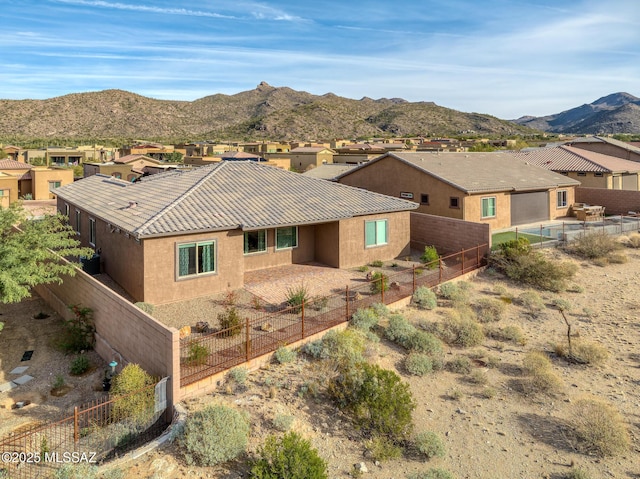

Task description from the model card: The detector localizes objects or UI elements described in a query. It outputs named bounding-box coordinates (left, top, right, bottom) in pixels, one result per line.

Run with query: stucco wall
left=575, top=187, right=640, bottom=215
left=567, top=172, right=611, bottom=189
left=550, top=186, right=574, bottom=218
left=337, top=211, right=411, bottom=268
left=314, top=221, right=340, bottom=267
left=572, top=143, right=640, bottom=162
left=32, top=168, right=74, bottom=200
left=463, top=192, right=511, bottom=229
left=0, top=176, right=18, bottom=205
left=410, top=212, right=490, bottom=254
left=243, top=226, right=315, bottom=272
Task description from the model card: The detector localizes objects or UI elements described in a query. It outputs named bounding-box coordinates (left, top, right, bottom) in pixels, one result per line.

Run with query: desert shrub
left=480, top=387, right=497, bottom=399
left=504, top=253, right=577, bottom=292
left=551, top=298, right=572, bottom=311
left=625, top=232, right=640, bottom=248
left=314, top=329, right=368, bottom=366
left=565, top=231, right=621, bottom=260
left=351, top=307, right=380, bottom=332
left=562, top=468, right=592, bottom=479
left=187, top=341, right=210, bottom=366
left=406, top=330, right=443, bottom=356
left=70, top=355, right=91, bottom=375
left=53, top=374, right=65, bottom=390
left=110, top=364, right=155, bottom=426
left=285, top=284, right=311, bottom=313
left=413, top=286, right=437, bottom=310
left=486, top=325, right=526, bottom=345
left=521, top=351, right=562, bottom=394
left=421, top=245, right=439, bottom=268
left=474, top=297, right=507, bottom=322
left=447, top=355, right=472, bottom=374
left=498, top=237, right=532, bottom=258
left=357, top=265, right=369, bottom=272
left=250, top=431, right=327, bottom=479
left=515, top=290, right=546, bottom=316
left=181, top=404, right=249, bottom=466
left=571, top=398, right=630, bottom=456
left=53, top=464, right=98, bottom=479
left=405, top=353, right=433, bottom=376
left=492, top=282, right=511, bottom=297
left=274, top=346, right=296, bottom=364
left=61, top=304, right=95, bottom=353
left=414, top=431, right=445, bottom=459
left=557, top=340, right=609, bottom=366
left=364, top=435, right=403, bottom=461
left=370, top=259, right=384, bottom=267
left=437, top=282, right=468, bottom=304
left=134, top=302, right=154, bottom=315
left=608, top=252, right=628, bottom=264
left=566, top=284, right=584, bottom=293
left=384, top=314, right=415, bottom=345
left=438, top=311, right=484, bottom=348
left=218, top=306, right=242, bottom=336
left=468, top=369, right=488, bottom=385
left=370, top=302, right=390, bottom=318
left=328, top=362, right=415, bottom=440
left=370, top=271, right=389, bottom=294
left=407, top=469, right=455, bottom=479
left=301, top=339, right=325, bottom=359
left=272, top=414, right=295, bottom=432
left=228, top=366, right=248, bottom=385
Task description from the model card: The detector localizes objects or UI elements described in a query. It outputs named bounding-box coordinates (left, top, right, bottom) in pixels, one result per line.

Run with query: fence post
left=345, top=286, right=350, bottom=320
left=461, top=248, right=465, bottom=274
left=515, top=227, right=518, bottom=240
left=439, top=257, right=443, bottom=283
left=380, top=277, right=384, bottom=303
left=476, top=244, right=480, bottom=267
left=562, top=222, right=565, bottom=242
left=540, top=225, right=543, bottom=246
left=301, top=300, right=305, bottom=338
left=412, top=265, right=416, bottom=293
left=74, top=406, right=79, bottom=444
left=245, top=317, right=250, bottom=362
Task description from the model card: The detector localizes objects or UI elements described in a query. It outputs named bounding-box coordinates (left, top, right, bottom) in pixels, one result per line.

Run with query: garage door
left=510, top=191, right=549, bottom=226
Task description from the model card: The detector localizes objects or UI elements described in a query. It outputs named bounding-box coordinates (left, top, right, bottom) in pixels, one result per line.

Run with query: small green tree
left=421, top=245, right=439, bottom=268
left=110, top=364, right=156, bottom=426
left=0, top=203, right=93, bottom=304
left=163, top=152, right=184, bottom=163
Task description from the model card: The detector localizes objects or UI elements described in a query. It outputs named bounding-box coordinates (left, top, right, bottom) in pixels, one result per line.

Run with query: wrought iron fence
left=180, top=244, right=489, bottom=387
left=0, top=379, right=168, bottom=479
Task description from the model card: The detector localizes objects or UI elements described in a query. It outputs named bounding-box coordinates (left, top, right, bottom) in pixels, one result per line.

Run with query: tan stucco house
left=266, top=147, right=335, bottom=172
left=517, top=145, right=640, bottom=191
left=55, top=161, right=417, bottom=304
left=568, top=136, right=640, bottom=163
left=0, top=159, right=74, bottom=201
left=336, top=152, right=580, bottom=229
left=83, top=154, right=163, bottom=181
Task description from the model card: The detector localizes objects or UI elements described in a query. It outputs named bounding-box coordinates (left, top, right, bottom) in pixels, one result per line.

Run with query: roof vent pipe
left=128, top=201, right=137, bottom=208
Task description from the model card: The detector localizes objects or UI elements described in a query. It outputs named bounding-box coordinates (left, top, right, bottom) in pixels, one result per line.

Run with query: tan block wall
left=314, top=221, right=340, bottom=267
left=0, top=176, right=18, bottom=205
left=32, top=261, right=180, bottom=412
left=31, top=168, right=74, bottom=200
left=337, top=212, right=411, bottom=268
left=575, top=187, right=640, bottom=215
left=338, top=155, right=465, bottom=220
left=142, top=230, right=245, bottom=304
left=243, top=226, right=315, bottom=272
left=410, top=212, right=490, bottom=254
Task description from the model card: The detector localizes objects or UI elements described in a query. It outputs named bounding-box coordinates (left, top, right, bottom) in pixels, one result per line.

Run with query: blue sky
left=2, top=0, right=639, bottom=119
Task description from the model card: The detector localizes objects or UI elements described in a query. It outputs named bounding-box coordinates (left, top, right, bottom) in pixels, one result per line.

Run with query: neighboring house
left=302, top=163, right=358, bottom=181
left=83, top=155, right=162, bottom=181
left=0, top=159, right=73, bottom=200
left=336, top=152, right=580, bottom=229
left=333, top=143, right=390, bottom=164
left=55, top=161, right=417, bottom=304
left=516, top=145, right=640, bottom=190
left=266, top=147, right=336, bottom=171
left=568, top=136, right=640, bottom=162
left=119, top=143, right=181, bottom=161
left=2, top=145, right=22, bottom=162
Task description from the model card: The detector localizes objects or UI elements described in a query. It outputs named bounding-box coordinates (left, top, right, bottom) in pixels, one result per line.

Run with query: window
left=577, top=172, right=586, bottom=177
left=177, top=241, right=216, bottom=278
left=89, top=218, right=96, bottom=246
left=48, top=181, right=62, bottom=191
left=365, top=219, right=388, bottom=247
left=112, top=172, right=122, bottom=179
left=244, top=230, right=267, bottom=254
left=64, top=203, right=70, bottom=218
left=276, top=227, right=298, bottom=250
left=594, top=172, right=603, bottom=177
left=557, top=190, right=568, bottom=208
left=420, top=194, right=429, bottom=205
left=449, top=197, right=460, bottom=209
left=481, top=197, right=496, bottom=218
left=75, top=210, right=81, bottom=235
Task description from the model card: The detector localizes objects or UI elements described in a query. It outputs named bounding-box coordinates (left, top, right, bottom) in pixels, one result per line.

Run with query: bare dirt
left=2, top=247, right=640, bottom=479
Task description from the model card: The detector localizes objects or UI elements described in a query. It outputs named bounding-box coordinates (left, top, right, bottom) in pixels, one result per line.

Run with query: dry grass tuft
left=571, top=397, right=630, bottom=456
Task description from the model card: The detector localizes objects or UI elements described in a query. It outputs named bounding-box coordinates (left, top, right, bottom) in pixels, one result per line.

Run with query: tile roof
left=338, top=152, right=580, bottom=194
left=515, top=146, right=640, bottom=173
left=0, top=159, right=33, bottom=170
left=113, top=154, right=156, bottom=164
left=290, top=147, right=334, bottom=153
left=217, top=151, right=263, bottom=160
left=569, top=136, right=640, bottom=154
left=55, top=161, right=417, bottom=239
left=302, top=163, right=357, bottom=180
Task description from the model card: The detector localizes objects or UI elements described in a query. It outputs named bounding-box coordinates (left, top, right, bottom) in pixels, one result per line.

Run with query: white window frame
left=89, top=218, right=96, bottom=246
left=244, top=230, right=267, bottom=255
left=64, top=203, right=70, bottom=218
left=75, top=210, right=81, bottom=235
left=176, top=240, right=217, bottom=279
left=48, top=180, right=62, bottom=192
left=275, top=226, right=298, bottom=250
left=557, top=190, right=568, bottom=208
left=481, top=196, right=496, bottom=219
left=365, top=219, right=388, bottom=248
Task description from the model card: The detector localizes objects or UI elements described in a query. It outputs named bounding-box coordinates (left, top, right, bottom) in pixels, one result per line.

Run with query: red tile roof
left=0, top=159, right=33, bottom=170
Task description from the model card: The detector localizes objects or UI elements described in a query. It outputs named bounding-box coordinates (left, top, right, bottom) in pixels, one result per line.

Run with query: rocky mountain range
left=513, top=92, right=640, bottom=134
left=0, top=82, right=532, bottom=141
